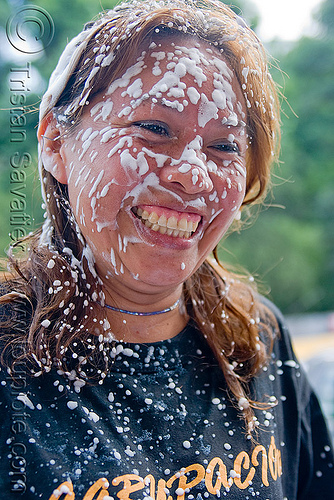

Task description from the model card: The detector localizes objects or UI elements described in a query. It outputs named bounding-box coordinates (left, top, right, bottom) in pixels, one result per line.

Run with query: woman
left=0, top=0, right=333, bottom=498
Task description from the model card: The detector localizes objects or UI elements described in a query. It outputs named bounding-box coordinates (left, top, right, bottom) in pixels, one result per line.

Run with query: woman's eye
left=212, top=142, right=241, bottom=155
left=133, top=121, right=170, bottom=137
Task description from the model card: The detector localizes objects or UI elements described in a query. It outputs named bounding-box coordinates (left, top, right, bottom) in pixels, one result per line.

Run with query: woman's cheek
left=209, top=163, right=246, bottom=216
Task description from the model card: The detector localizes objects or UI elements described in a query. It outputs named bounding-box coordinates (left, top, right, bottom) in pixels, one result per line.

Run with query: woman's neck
left=102, top=283, right=188, bottom=342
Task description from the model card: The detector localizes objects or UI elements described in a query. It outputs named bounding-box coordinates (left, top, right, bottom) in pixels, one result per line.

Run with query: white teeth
left=157, top=215, right=167, bottom=227
left=166, top=216, right=178, bottom=230
left=178, top=218, right=188, bottom=231
left=134, top=208, right=200, bottom=238
left=148, top=212, right=159, bottom=223
left=188, top=220, right=195, bottom=233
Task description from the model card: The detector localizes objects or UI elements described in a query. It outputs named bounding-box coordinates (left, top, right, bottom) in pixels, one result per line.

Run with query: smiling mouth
left=132, top=206, right=201, bottom=239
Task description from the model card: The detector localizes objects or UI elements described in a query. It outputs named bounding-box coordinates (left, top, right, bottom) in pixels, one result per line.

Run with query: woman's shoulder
left=258, top=295, right=295, bottom=350
left=250, top=293, right=297, bottom=367
left=256, top=295, right=315, bottom=408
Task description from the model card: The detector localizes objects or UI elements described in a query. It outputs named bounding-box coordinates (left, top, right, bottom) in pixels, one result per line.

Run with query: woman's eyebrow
left=221, top=118, right=247, bottom=128
left=214, top=122, right=247, bottom=137
left=133, top=96, right=247, bottom=134
left=136, top=97, right=185, bottom=115
left=142, top=97, right=246, bottom=121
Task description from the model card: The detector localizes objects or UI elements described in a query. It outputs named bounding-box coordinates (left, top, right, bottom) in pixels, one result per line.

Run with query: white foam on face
left=96, top=221, right=111, bottom=233
left=88, top=170, right=104, bottom=199
left=174, top=62, right=187, bottom=78
left=212, top=56, right=233, bottom=80
left=106, top=60, right=145, bottom=95
left=62, top=38, right=247, bottom=268
left=167, top=87, right=185, bottom=99
left=120, top=149, right=138, bottom=171
left=136, top=152, right=150, bottom=176
left=90, top=99, right=114, bottom=121
left=79, top=130, right=99, bottom=161
left=110, top=248, right=116, bottom=268
left=100, top=181, right=113, bottom=198
left=121, top=171, right=207, bottom=213
left=149, top=71, right=180, bottom=96
left=152, top=65, right=162, bottom=76
left=75, top=185, right=85, bottom=216
left=141, top=148, right=168, bottom=169
left=100, top=128, right=119, bottom=144
left=208, top=207, right=226, bottom=224
left=198, top=93, right=219, bottom=128
left=118, top=106, right=132, bottom=118
left=81, top=127, right=93, bottom=142
left=178, top=164, right=192, bottom=173
left=187, top=87, right=200, bottom=104
left=212, top=89, right=227, bottom=110
left=107, top=136, right=133, bottom=159
left=122, top=78, right=143, bottom=99
left=207, top=160, right=218, bottom=174
left=150, top=51, right=166, bottom=61
left=176, top=50, right=207, bottom=87
left=104, top=44, right=233, bottom=129
left=169, top=136, right=210, bottom=184
left=161, top=98, right=184, bottom=112
left=234, top=162, right=246, bottom=178
left=209, top=190, right=218, bottom=202
left=90, top=151, right=98, bottom=163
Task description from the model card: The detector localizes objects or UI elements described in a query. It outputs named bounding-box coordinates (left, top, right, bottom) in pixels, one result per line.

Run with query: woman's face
left=58, top=38, right=247, bottom=294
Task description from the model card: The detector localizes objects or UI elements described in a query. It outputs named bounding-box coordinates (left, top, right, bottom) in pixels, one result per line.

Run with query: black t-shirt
left=0, top=301, right=333, bottom=499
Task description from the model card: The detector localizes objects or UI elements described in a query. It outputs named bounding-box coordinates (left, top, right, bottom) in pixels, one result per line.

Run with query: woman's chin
left=130, top=266, right=189, bottom=289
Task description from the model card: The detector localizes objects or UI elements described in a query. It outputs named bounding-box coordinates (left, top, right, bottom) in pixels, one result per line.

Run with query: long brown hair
left=0, top=0, right=280, bottom=436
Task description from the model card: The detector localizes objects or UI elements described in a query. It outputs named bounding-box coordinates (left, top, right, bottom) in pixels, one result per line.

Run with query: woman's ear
left=37, top=113, right=68, bottom=185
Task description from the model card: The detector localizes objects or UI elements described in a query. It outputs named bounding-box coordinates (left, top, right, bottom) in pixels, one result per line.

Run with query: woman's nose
left=159, top=161, right=214, bottom=194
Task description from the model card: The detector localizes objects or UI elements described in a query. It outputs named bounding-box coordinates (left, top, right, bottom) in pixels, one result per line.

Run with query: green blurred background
left=0, top=0, right=333, bottom=315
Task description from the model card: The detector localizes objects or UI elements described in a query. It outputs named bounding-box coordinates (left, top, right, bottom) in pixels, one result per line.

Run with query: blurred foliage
left=317, top=0, right=334, bottom=35
left=0, top=0, right=333, bottom=313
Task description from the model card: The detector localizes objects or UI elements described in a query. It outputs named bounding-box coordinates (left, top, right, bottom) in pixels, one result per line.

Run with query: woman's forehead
left=108, top=37, right=235, bottom=91
left=93, top=37, right=246, bottom=123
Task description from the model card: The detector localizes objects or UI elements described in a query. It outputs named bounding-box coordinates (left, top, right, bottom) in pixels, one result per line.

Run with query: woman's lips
left=132, top=205, right=202, bottom=239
